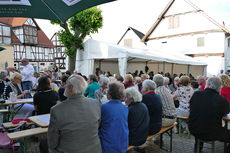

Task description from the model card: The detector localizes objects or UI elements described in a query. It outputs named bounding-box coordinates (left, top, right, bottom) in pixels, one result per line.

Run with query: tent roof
left=78, top=39, right=207, bottom=66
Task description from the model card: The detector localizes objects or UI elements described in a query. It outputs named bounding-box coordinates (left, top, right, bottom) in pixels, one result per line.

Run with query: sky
left=36, top=0, right=230, bottom=44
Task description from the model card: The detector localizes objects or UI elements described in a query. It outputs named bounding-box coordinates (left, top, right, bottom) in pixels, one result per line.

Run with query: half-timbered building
left=50, top=33, right=67, bottom=70
left=0, top=17, right=55, bottom=72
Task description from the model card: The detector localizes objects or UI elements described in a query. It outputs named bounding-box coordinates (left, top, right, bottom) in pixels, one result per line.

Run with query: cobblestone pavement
left=0, top=114, right=226, bottom=153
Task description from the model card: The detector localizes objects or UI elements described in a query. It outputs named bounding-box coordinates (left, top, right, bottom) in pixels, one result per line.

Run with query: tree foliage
left=51, top=7, right=103, bottom=71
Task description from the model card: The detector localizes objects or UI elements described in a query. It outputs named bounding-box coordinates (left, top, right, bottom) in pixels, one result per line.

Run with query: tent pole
left=187, top=65, right=190, bottom=75
left=171, top=63, right=174, bottom=75
left=163, top=62, right=166, bottom=75
left=203, top=65, right=207, bottom=77
left=99, top=60, right=101, bottom=70
left=158, top=63, right=160, bottom=73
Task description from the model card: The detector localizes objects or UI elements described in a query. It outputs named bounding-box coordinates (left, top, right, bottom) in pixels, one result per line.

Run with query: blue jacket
left=128, top=102, right=149, bottom=146
left=99, top=100, right=129, bottom=153
left=142, top=93, right=162, bottom=135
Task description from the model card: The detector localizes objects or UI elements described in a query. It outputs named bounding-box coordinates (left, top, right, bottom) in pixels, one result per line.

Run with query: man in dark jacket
left=188, top=76, right=230, bottom=152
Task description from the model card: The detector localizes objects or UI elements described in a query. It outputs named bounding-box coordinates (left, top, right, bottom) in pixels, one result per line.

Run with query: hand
left=22, top=90, right=29, bottom=95
left=7, top=67, right=15, bottom=72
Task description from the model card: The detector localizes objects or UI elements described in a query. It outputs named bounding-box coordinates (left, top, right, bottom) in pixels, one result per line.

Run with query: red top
left=221, top=86, right=230, bottom=104
left=144, top=91, right=155, bottom=95
left=199, top=84, right=205, bottom=91
left=124, top=82, right=134, bottom=89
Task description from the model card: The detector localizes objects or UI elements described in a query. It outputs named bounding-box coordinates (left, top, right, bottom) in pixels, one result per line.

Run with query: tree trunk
left=68, top=56, right=76, bottom=73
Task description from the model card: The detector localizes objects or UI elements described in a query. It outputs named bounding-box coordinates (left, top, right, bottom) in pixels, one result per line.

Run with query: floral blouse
left=175, top=86, right=194, bottom=113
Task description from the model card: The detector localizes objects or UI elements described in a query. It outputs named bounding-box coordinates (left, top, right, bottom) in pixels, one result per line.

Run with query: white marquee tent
left=76, top=39, right=207, bottom=77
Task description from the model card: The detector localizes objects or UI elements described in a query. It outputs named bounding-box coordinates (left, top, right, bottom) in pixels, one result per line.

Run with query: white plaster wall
left=150, top=7, right=219, bottom=38
left=119, top=29, right=147, bottom=49
left=148, top=32, right=225, bottom=54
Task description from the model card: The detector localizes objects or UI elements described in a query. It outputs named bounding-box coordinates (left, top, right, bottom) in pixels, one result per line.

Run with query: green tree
left=51, top=7, right=103, bottom=73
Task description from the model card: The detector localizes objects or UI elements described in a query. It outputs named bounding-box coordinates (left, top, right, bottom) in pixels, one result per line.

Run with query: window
left=13, top=27, right=24, bottom=43
left=124, top=39, right=132, bottom=47
left=197, top=37, right=205, bottom=47
left=0, top=24, right=11, bottom=45
left=168, top=16, right=180, bottom=29
left=23, top=25, right=38, bottom=44
left=57, top=47, right=61, bottom=52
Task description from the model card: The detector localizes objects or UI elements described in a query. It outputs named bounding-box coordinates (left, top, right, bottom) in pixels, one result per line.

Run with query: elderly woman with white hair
left=141, top=80, right=163, bottom=135
left=163, top=77, right=170, bottom=90
left=95, top=76, right=109, bottom=104
left=99, top=81, right=128, bottom=153
left=125, top=87, right=150, bottom=146
left=169, top=76, right=180, bottom=93
left=153, top=74, right=177, bottom=127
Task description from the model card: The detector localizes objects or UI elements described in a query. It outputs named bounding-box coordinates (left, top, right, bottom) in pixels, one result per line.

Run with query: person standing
left=7, top=58, right=34, bottom=98
left=21, top=58, right=34, bottom=94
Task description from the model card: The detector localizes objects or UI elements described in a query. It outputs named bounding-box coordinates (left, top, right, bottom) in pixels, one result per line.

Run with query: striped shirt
left=155, top=86, right=177, bottom=117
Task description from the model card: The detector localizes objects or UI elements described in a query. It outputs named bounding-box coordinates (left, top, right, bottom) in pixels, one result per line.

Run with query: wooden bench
left=176, top=115, right=190, bottom=138
left=0, top=109, right=9, bottom=122
left=3, top=121, right=33, bottom=129
left=127, top=122, right=177, bottom=152
left=7, top=127, right=48, bottom=140
left=7, top=127, right=48, bottom=153
left=0, top=109, right=9, bottom=113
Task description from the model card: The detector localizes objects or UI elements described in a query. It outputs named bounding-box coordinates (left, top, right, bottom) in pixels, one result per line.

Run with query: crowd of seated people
left=1, top=64, right=230, bottom=153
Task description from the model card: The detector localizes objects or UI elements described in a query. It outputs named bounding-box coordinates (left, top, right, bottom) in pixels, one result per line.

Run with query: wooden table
left=0, top=98, right=33, bottom=121
left=29, top=114, right=50, bottom=127
left=1, top=98, right=33, bottom=106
